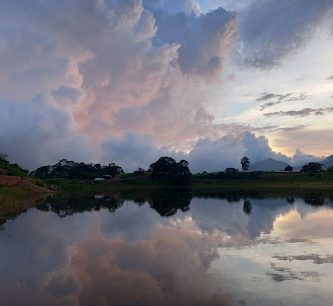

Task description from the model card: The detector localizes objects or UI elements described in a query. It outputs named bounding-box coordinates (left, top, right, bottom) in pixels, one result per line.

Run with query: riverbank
left=0, top=175, right=52, bottom=218
left=1, top=172, right=333, bottom=217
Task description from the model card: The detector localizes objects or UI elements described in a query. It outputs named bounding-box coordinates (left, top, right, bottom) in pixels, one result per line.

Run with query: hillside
left=250, top=158, right=289, bottom=172
left=323, top=155, right=333, bottom=169
left=0, top=157, right=28, bottom=177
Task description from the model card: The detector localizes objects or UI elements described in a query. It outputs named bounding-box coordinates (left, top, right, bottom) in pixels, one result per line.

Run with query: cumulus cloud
left=189, top=132, right=288, bottom=172
left=237, top=0, right=333, bottom=67
left=99, top=131, right=291, bottom=172
left=0, top=0, right=330, bottom=170
left=101, top=133, right=185, bottom=171
left=0, top=0, right=241, bottom=168
left=0, top=98, right=95, bottom=169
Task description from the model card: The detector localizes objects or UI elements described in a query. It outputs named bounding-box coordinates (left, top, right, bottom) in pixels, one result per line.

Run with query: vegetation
left=149, top=157, right=191, bottom=183
left=0, top=156, right=28, bottom=177
left=301, top=162, right=323, bottom=173
left=241, top=156, right=250, bottom=171
left=31, top=159, right=124, bottom=179
left=284, top=165, right=293, bottom=172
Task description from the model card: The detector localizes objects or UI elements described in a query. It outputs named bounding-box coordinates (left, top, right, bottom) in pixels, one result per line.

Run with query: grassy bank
left=1, top=171, right=333, bottom=217
left=0, top=176, right=52, bottom=219
left=44, top=171, right=333, bottom=197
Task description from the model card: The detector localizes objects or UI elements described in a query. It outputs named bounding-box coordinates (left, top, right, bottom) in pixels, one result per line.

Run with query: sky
left=0, top=0, right=333, bottom=172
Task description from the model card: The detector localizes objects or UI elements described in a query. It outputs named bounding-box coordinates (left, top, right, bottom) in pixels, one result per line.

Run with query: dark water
left=0, top=191, right=333, bottom=306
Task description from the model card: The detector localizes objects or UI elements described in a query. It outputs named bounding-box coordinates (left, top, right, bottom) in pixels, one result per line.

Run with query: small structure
left=102, top=175, right=113, bottom=180
left=93, top=177, right=105, bottom=183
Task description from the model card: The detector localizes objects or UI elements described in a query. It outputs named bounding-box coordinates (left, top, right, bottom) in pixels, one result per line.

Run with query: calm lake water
left=0, top=191, right=333, bottom=306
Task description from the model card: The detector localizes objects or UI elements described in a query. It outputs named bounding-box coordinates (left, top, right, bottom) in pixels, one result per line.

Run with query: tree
left=241, top=156, right=250, bottom=171
left=284, top=165, right=293, bottom=172
left=149, top=157, right=177, bottom=178
left=328, top=166, right=333, bottom=172
left=0, top=153, right=8, bottom=161
left=301, top=162, right=322, bottom=173
left=225, top=168, right=239, bottom=176
left=134, top=168, right=145, bottom=176
left=107, top=163, right=124, bottom=176
left=149, top=157, right=191, bottom=182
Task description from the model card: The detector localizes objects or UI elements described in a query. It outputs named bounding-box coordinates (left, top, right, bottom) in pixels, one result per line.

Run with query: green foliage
left=0, top=157, right=28, bottom=177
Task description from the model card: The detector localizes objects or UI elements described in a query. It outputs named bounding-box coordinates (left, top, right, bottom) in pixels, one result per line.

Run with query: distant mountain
left=322, top=155, right=333, bottom=169
left=250, top=158, right=289, bottom=172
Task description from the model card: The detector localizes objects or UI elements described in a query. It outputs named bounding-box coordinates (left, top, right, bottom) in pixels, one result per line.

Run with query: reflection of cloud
left=273, top=254, right=333, bottom=264
left=267, top=263, right=321, bottom=283
left=52, top=224, right=230, bottom=306
left=190, top=198, right=292, bottom=241
left=273, top=208, right=333, bottom=240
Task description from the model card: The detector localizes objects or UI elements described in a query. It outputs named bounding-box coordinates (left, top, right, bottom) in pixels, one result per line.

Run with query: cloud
left=265, top=107, right=333, bottom=117
left=256, top=93, right=308, bottom=110
left=100, top=131, right=290, bottom=173
left=237, top=0, right=333, bottom=67
left=0, top=0, right=330, bottom=170
left=0, top=98, right=95, bottom=170
left=189, top=132, right=288, bottom=172
left=327, top=75, right=333, bottom=81
left=101, top=133, right=185, bottom=171
left=143, top=0, right=202, bottom=15
left=273, top=254, right=333, bottom=265
left=0, top=0, right=240, bottom=160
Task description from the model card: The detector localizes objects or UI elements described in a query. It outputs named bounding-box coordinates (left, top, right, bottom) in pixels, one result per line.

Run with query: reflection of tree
left=303, top=196, right=325, bottom=206
left=37, top=195, right=124, bottom=217
left=286, top=196, right=295, bottom=204
left=148, top=190, right=192, bottom=217
left=36, top=190, right=193, bottom=218
left=243, top=200, right=252, bottom=215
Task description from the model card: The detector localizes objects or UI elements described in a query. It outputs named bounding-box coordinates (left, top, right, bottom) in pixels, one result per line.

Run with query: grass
left=0, top=185, right=46, bottom=220
left=0, top=158, right=28, bottom=177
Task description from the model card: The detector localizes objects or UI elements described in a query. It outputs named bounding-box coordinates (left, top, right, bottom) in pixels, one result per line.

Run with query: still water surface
left=0, top=192, right=333, bottom=306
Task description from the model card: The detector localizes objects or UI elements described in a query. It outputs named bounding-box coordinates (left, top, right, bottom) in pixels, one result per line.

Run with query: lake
left=0, top=191, right=333, bottom=306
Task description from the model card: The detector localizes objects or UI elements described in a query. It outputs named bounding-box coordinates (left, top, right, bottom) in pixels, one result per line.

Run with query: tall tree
left=241, top=156, right=250, bottom=171
left=301, top=162, right=322, bottom=173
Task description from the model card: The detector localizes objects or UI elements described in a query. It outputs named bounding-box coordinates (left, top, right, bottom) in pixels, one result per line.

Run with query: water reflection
left=0, top=190, right=332, bottom=306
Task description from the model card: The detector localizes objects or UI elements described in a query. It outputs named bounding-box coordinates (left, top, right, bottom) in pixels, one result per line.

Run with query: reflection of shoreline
left=1, top=188, right=332, bottom=231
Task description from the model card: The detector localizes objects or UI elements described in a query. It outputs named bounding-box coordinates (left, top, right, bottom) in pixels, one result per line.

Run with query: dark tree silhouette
left=301, top=162, right=322, bottom=173
left=225, top=168, right=239, bottom=176
left=149, top=157, right=191, bottom=182
left=134, top=168, right=145, bottom=176
left=241, top=156, right=250, bottom=171
left=243, top=200, right=252, bottom=215
left=284, top=165, right=293, bottom=172
left=31, top=160, right=123, bottom=179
